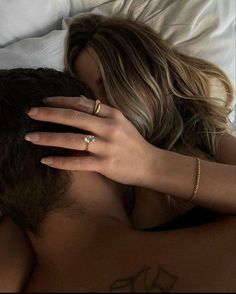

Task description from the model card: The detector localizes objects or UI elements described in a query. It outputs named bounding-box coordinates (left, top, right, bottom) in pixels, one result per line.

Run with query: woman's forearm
left=145, top=146, right=236, bottom=214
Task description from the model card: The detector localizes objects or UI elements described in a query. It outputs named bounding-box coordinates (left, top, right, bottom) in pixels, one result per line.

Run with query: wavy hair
left=65, top=14, right=234, bottom=207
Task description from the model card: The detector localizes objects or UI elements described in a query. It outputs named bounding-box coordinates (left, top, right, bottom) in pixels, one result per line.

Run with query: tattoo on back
left=110, top=266, right=178, bottom=292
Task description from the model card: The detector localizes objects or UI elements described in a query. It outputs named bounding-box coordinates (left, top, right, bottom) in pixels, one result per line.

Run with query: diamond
left=84, top=135, right=95, bottom=144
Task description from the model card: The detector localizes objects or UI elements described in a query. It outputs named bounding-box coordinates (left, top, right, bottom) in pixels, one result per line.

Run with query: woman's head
left=66, top=14, right=234, bottom=159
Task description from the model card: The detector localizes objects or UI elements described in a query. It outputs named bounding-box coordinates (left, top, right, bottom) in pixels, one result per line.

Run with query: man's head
left=0, top=68, right=95, bottom=234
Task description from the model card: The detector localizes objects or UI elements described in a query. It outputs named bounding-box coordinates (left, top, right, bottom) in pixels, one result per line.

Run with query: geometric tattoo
left=110, top=266, right=178, bottom=292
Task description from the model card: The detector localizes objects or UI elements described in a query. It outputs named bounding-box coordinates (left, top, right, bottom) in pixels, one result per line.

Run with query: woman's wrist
left=144, top=144, right=236, bottom=213
left=144, top=145, right=196, bottom=200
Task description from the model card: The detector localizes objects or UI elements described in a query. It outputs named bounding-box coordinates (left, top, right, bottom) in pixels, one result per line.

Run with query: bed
left=0, top=0, right=235, bottom=129
left=0, top=0, right=235, bottom=256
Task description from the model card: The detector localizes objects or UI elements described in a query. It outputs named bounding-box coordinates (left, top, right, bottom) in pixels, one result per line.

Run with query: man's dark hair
left=0, top=68, right=94, bottom=234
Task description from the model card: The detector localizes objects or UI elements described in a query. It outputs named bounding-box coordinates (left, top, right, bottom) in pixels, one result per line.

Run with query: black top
left=142, top=206, right=220, bottom=232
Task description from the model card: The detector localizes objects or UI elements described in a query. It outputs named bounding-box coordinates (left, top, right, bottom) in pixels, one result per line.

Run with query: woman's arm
left=0, top=217, right=34, bottom=292
left=144, top=132, right=236, bottom=214
left=25, top=96, right=236, bottom=214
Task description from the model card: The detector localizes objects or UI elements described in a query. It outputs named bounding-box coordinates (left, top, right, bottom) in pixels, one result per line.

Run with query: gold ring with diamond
left=93, top=99, right=101, bottom=116
left=84, top=135, right=95, bottom=152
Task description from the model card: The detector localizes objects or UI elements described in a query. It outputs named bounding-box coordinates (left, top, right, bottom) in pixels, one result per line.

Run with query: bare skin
left=0, top=218, right=34, bottom=292
left=18, top=163, right=235, bottom=292
left=24, top=48, right=236, bottom=229
left=74, top=47, right=187, bottom=228
left=0, top=47, right=236, bottom=292
left=24, top=209, right=236, bottom=292
left=1, top=184, right=235, bottom=292
left=12, top=148, right=236, bottom=292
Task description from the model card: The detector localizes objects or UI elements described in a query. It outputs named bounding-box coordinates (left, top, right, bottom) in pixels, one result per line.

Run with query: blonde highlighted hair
left=65, top=14, right=234, bottom=209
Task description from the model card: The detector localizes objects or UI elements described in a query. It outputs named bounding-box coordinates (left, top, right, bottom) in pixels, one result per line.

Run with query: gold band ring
left=93, top=99, right=101, bottom=116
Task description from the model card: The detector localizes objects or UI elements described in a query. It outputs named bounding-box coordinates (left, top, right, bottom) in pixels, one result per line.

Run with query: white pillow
left=0, top=30, right=67, bottom=71
left=79, top=0, right=235, bottom=87
left=70, top=0, right=113, bottom=16
left=0, top=0, right=70, bottom=48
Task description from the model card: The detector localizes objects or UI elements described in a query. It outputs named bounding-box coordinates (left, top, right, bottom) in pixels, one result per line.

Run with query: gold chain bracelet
left=188, top=157, right=201, bottom=203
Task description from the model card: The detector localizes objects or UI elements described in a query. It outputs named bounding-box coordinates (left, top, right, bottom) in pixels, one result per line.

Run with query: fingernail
left=41, top=158, right=53, bottom=165
left=27, top=107, right=39, bottom=116
left=24, top=133, right=40, bottom=142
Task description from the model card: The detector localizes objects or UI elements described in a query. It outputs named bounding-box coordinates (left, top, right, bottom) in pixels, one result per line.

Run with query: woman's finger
left=40, top=154, right=102, bottom=172
left=27, top=107, right=109, bottom=137
left=43, top=96, right=114, bottom=118
left=24, top=132, right=105, bottom=154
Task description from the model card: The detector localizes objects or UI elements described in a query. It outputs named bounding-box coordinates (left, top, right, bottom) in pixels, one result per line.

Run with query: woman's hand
left=25, top=95, right=157, bottom=186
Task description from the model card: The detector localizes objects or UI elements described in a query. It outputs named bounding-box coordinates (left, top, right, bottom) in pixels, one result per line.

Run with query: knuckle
left=53, top=96, right=63, bottom=102
left=108, top=121, right=116, bottom=135
left=69, top=109, right=80, bottom=121
left=74, top=158, right=81, bottom=169
left=40, top=133, right=55, bottom=145
left=109, top=122, right=121, bottom=138
left=42, top=107, right=53, bottom=117
left=80, top=95, right=89, bottom=101
left=113, top=109, right=123, bottom=120
left=44, top=134, right=54, bottom=144
left=72, top=98, right=91, bottom=114
left=75, top=97, right=82, bottom=108
left=104, top=140, right=113, bottom=156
